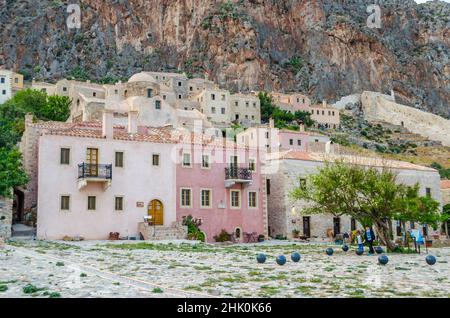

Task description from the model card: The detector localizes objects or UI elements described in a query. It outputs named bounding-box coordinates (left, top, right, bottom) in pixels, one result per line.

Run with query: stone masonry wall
left=267, top=158, right=442, bottom=240
left=18, top=115, right=41, bottom=212
left=361, top=91, right=450, bottom=147
left=0, top=196, right=13, bottom=238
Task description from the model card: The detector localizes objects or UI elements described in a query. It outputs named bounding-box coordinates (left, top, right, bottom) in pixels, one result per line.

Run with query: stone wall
left=0, top=196, right=13, bottom=238
left=361, top=91, right=450, bottom=147
left=18, top=115, right=41, bottom=214
left=267, top=158, right=442, bottom=240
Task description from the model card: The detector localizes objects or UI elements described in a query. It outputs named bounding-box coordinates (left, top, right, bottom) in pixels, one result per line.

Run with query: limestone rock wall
left=361, top=91, right=450, bottom=147
left=0, top=0, right=449, bottom=116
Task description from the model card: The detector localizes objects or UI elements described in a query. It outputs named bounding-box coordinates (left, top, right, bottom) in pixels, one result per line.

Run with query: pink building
left=24, top=111, right=267, bottom=242
left=175, top=134, right=267, bottom=243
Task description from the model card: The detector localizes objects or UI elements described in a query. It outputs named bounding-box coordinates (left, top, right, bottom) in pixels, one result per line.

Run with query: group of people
left=343, top=226, right=376, bottom=255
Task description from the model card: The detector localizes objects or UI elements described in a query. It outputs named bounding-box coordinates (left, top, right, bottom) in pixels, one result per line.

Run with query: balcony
left=224, top=167, right=252, bottom=188
left=77, top=163, right=112, bottom=190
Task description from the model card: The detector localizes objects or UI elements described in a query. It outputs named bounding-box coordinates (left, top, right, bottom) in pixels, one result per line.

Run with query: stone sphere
left=356, top=248, right=364, bottom=256
left=375, top=246, right=384, bottom=254
left=276, top=255, right=287, bottom=266
left=426, top=255, right=436, bottom=266
left=378, top=255, right=389, bottom=265
left=256, top=253, right=266, bottom=264
left=291, top=252, right=301, bottom=262
left=326, top=248, right=334, bottom=256
left=342, top=245, right=349, bottom=252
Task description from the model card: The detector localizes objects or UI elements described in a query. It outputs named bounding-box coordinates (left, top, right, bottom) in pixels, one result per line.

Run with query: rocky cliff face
left=1, top=0, right=449, bottom=117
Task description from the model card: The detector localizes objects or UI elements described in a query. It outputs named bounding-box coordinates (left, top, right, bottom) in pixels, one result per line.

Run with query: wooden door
left=303, top=216, right=310, bottom=238
left=86, top=148, right=98, bottom=176
left=148, top=200, right=163, bottom=225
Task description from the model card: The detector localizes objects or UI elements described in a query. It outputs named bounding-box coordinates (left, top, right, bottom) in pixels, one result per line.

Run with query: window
left=163, top=95, right=166, bottom=100
left=88, top=196, right=96, bottom=210
left=201, top=189, right=211, bottom=208
left=248, top=159, right=256, bottom=171
left=221, top=94, right=226, bottom=101
left=152, top=154, right=160, bottom=166
left=0, top=77, right=4, bottom=83
left=63, top=87, right=67, bottom=92
left=211, top=107, right=216, bottom=114
left=14, top=78, right=19, bottom=83
left=426, top=188, right=431, bottom=197
left=114, top=89, right=118, bottom=94
left=178, top=81, right=182, bottom=87
left=316, top=110, right=319, bottom=115
left=299, top=178, right=307, bottom=189
left=332, top=111, right=335, bottom=116
left=266, top=179, right=271, bottom=195
left=251, top=115, right=255, bottom=120
left=147, top=89, right=153, bottom=98
left=333, top=217, right=341, bottom=235
left=189, top=86, right=193, bottom=91
left=297, top=139, right=302, bottom=146
left=181, top=188, right=191, bottom=207
left=60, top=148, right=70, bottom=164
left=115, top=196, right=124, bottom=211
left=253, top=102, right=256, bottom=107
left=155, top=100, right=161, bottom=110
left=115, top=152, right=124, bottom=167
left=202, top=155, right=210, bottom=169
left=60, top=196, right=70, bottom=210
left=211, top=94, right=215, bottom=100
left=221, top=108, right=225, bottom=114
left=234, top=101, right=239, bottom=107
left=245, top=102, right=249, bottom=107
left=93, top=92, right=96, bottom=97
left=248, top=192, right=257, bottom=208
left=289, top=139, right=293, bottom=146
left=322, top=110, right=325, bottom=115
left=182, top=153, right=191, bottom=167
left=41, top=88, right=47, bottom=93
left=2, top=90, right=6, bottom=95
left=265, top=132, right=269, bottom=139
left=178, top=94, right=182, bottom=99
left=230, top=190, right=241, bottom=208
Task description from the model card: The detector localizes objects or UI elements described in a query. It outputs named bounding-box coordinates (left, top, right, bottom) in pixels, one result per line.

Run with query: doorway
left=303, top=216, right=311, bottom=238
left=12, top=189, right=24, bottom=224
left=333, top=217, right=341, bottom=236
left=148, top=200, right=163, bottom=225
left=86, top=148, right=99, bottom=176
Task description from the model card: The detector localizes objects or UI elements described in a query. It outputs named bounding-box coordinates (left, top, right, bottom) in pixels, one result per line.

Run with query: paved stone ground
left=0, top=239, right=449, bottom=298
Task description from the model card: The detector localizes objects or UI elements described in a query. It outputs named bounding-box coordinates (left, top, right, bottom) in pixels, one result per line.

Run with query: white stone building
left=0, top=69, right=23, bottom=104
left=265, top=151, right=443, bottom=241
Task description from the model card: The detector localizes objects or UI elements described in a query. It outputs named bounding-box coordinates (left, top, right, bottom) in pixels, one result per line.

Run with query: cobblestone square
left=1, top=240, right=449, bottom=298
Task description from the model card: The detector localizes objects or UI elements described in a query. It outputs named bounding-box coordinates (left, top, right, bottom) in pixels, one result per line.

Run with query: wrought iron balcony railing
left=78, top=163, right=112, bottom=180
left=225, top=167, right=252, bottom=181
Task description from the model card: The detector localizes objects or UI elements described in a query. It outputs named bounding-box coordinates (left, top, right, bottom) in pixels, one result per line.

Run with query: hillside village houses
left=1, top=69, right=447, bottom=243
left=0, top=68, right=23, bottom=104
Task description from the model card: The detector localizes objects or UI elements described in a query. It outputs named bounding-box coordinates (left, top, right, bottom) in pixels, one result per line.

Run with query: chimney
left=298, top=121, right=305, bottom=132
left=128, top=110, right=138, bottom=134
left=269, top=118, right=275, bottom=128
left=323, top=100, right=327, bottom=107
left=102, top=109, right=114, bottom=139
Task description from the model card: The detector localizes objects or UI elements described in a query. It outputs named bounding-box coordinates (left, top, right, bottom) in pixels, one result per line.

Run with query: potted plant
left=292, top=229, right=300, bottom=239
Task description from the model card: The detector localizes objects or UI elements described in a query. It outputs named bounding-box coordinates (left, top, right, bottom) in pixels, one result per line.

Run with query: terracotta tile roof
left=268, top=150, right=437, bottom=172
left=441, top=180, right=450, bottom=189
left=31, top=120, right=245, bottom=149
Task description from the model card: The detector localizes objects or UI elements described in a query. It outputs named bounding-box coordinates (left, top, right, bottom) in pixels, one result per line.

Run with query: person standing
left=356, top=230, right=364, bottom=252
left=364, top=226, right=375, bottom=255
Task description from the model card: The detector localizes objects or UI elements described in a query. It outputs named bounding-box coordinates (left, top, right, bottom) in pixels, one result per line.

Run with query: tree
left=290, top=161, right=443, bottom=251
left=39, top=95, right=71, bottom=122
left=258, top=91, right=276, bottom=123
left=0, top=147, right=29, bottom=197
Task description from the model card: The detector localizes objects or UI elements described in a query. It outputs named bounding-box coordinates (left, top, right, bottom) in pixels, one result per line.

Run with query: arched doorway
left=148, top=200, right=163, bottom=225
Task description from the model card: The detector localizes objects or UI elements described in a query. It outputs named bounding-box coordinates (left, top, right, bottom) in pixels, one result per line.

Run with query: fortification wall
left=361, top=91, right=450, bottom=147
